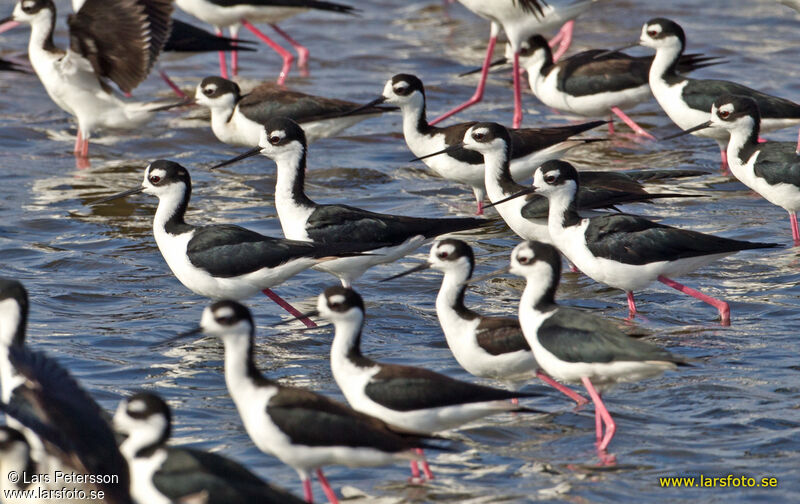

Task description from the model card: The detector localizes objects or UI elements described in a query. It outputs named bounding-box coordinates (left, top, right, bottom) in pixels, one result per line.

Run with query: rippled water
left=1, top=0, right=800, bottom=502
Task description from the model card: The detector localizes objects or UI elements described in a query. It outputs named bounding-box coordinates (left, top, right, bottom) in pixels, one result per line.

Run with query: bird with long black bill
left=168, top=300, right=445, bottom=504
left=213, top=117, right=489, bottom=288
left=382, top=239, right=589, bottom=405
left=311, top=286, right=546, bottom=482
left=670, top=95, right=800, bottom=245
left=113, top=391, right=306, bottom=504
left=496, top=160, right=779, bottom=324
left=89, top=160, right=376, bottom=327
left=607, top=17, right=800, bottom=172
left=195, top=77, right=395, bottom=147
left=1, top=0, right=179, bottom=164
left=484, top=241, right=689, bottom=463
left=356, top=74, right=605, bottom=214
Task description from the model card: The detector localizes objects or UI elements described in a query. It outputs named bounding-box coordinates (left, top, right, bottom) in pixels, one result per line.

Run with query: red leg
left=242, top=20, right=293, bottom=85
left=607, top=116, right=615, bottom=135
left=512, top=51, right=523, bottom=128
left=594, top=401, right=603, bottom=442
left=790, top=212, right=799, bottom=245
left=430, top=25, right=498, bottom=125
left=417, top=448, right=434, bottom=480
left=159, top=69, right=187, bottom=98
left=626, top=291, right=636, bottom=319
left=74, top=130, right=83, bottom=155
left=302, top=477, right=313, bottom=503
left=550, top=20, right=574, bottom=62
left=230, top=31, right=239, bottom=77
left=316, top=469, right=339, bottom=504
left=657, top=275, right=730, bottom=326
left=720, top=147, right=730, bottom=174
left=270, top=24, right=309, bottom=72
left=581, top=377, right=616, bottom=451
left=796, top=128, right=799, bottom=154
left=476, top=199, right=484, bottom=215
left=262, top=289, right=317, bottom=328
left=757, top=137, right=767, bottom=143
left=536, top=370, right=589, bottom=405
left=215, top=28, right=229, bottom=79
left=610, top=106, right=655, bottom=140
left=409, top=460, right=422, bottom=483
left=81, top=137, right=89, bottom=158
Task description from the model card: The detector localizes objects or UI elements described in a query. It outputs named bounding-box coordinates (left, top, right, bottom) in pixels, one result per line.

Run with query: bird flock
left=0, top=0, right=798, bottom=503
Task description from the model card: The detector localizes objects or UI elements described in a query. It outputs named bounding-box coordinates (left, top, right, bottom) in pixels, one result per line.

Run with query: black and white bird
left=629, top=18, right=800, bottom=171
left=0, top=427, right=37, bottom=502
left=438, top=0, right=595, bottom=128
left=516, top=160, right=779, bottom=324
left=676, top=95, right=800, bottom=245
left=315, top=286, right=545, bottom=481
left=502, top=34, right=722, bottom=139
left=172, top=300, right=440, bottom=504
left=90, top=160, right=374, bottom=326
left=358, top=74, right=604, bottom=214
left=195, top=77, right=395, bottom=146
left=113, top=392, right=305, bottom=504
left=439, top=121, right=703, bottom=243
left=505, top=241, right=688, bottom=460
left=213, top=117, right=489, bottom=287
left=381, top=239, right=588, bottom=405
left=2, top=0, right=176, bottom=160
left=174, top=0, right=356, bottom=83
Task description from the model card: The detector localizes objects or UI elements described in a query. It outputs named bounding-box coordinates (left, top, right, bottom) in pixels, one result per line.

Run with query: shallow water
left=1, top=0, right=799, bottom=502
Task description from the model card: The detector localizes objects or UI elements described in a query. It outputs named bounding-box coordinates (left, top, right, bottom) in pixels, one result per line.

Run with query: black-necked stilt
left=2, top=0, right=177, bottom=162
left=114, top=391, right=306, bottom=504
left=174, top=0, right=356, bottom=83
left=628, top=18, right=800, bottom=171
left=435, top=0, right=596, bottom=128
left=504, top=240, right=688, bottom=461
left=0, top=279, right=32, bottom=429
left=213, top=117, right=489, bottom=287
left=0, top=344, right=132, bottom=503
left=505, top=34, right=722, bottom=139
left=439, top=121, right=702, bottom=243
left=195, top=77, right=395, bottom=146
left=674, top=95, right=800, bottom=245
left=0, top=427, right=32, bottom=493
left=90, top=160, right=373, bottom=327
left=381, top=239, right=588, bottom=405
left=173, top=300, right=438, bottom=504
left=359, top=74, right=604, bottom=214
left=315, top=285, right=545, bottom=481
left=518, top=160, right=779, bottom=325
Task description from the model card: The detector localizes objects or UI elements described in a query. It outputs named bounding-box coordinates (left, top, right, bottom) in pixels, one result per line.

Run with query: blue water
left=1, top=0, right=799, bottom=502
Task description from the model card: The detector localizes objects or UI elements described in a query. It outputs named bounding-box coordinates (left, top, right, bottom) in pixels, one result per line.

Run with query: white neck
left=483, top=150, right=512, bottom=198
left=517, top=273, right=555, bottom=339
left=546, top=187, right=578, bottom=233
left=399, top=94, right=426, bottom=137
left=435, top=269, right=469, bottom=314
left=222, top=334, right=258, bottom=401
left=330, top=313, right=364, bottom=364
left=648, top=43, right=682, bottom=84
left=725, top=119, right=757, bottom=164
left=27, top=13, right=56, bottom=55
left=152, top=185, right=187, bottom=235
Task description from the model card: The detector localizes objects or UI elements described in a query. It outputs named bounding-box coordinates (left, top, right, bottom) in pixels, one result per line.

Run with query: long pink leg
left=242, top=20, right=294, bottom=85
left=409, top=460, right=422, bottom=482
left=658, top=275, right=730, bottom=325
left=512, top=51, right=523, bottom=128
left=549, top=20, right=574, bottom=62
left=215, top=28, right=229, bottom=79
left=607, top=116, right=615, bottom=135
left=536, top=370, right=589, bottom=405
left=159, top=69, right=187, bottom=98
left=230, top=31, right=239, bottom=77
left=790, top=212, right=799, bottom=245
left=316, top=469, right=339, bottom=504
left=430, top=24, right=499, bottom=125
left=262, top=289, right=317, bottom=328
left=270, top=24, right=310, bottom=71
left=594, top=402, right=602, bottom=442
left=626, top=291, right=636, bottom=319
left=796, top=128, right=799, bottom=154
left=476, top=198, right=484, bottom=215
left=81, top=137, right=89, bottom=158
left=581, top=377, right=616, bottom=451
left=302, top=477, right=313, bottom=503
left=417, top=448, right=434, bottom=480
left=74, top=130, right=83, bottom=155
left=720, top=147, right=730, bottom=174
left=610, top=107, right=655, bottom=140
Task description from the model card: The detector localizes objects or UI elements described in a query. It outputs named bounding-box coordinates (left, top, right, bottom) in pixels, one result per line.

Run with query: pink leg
left=270, top=24, right=310, bottom=71
left=536, top=370, right=589, bottom=405
left=720, top=148, right=730, bottom=174
left=430, top=27, right=498, bottom=125
left=231, top=32, right=239, bottom=77
left=549, top=20, right=574, bottom=62
left=302, top=477, right=313, bottom=503
left=242, top=20, right=293, bottom=86
left=594, top=403, right=603, bottom=442
left=757, top=137, right=767, bottom=143
left=796, top=128, right=799, bottom=154
left=316, top=469, right=339, bottom=504
left=476, top=199, right=484, bottom=215
left=81, top=137, right=89, bottom=158
left=657, top=275, right=730, bottom=325
left=409, top=460, right=422, bottom=483
left=790, top=212, right=799, bottom=245
left=262, top=289, right=317, bottom=328
left=159, top=69, right=187, bottom=98
left=626, top=291, right=636, bottom=319
left=610, top=106, right=655, bottom=140
left=607, top=117, right=615, bottom=135
left=581, top=377, right=616, bottom=452
left=511, top=397, right=519, bottom=405
left=215, top=29, right=229, bottom=79
left=512, top=51, right=523, bottom=128
left=417, top=448, right=434, bottom=480
left=74, top=130, right=83, bottom=155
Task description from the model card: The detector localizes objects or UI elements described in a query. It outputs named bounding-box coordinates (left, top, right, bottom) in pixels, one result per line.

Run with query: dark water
left=1, top=0, right=800, bottom=502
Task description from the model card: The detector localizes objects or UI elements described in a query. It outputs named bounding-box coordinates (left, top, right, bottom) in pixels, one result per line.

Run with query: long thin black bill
left=342, top=96, right=387, bottom=117
left=410, top=143, right=465, bottom=162
left=91, top=186, right=145, bottom=205
left=212, top=146, right=263, bottom=169
left=152, top=327, right=203, bottom=348
left=661, top=121, right=713, bottom=140
left=149, top=99, right=195, bottom=112
left=463, top=266, right=511, bottom=285
left=273, top=309, right=320, bottom=326
left=379, top=262, right=431, bottom=283
left=484, top=187, right=537, bottom=209
left=458, top=57, right=509, bottom=77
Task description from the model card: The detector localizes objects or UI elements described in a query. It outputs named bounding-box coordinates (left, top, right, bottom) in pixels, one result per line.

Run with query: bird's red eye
left=544, top=175, right=556, bottom=184
left=647, top=30, right=658, bottom=37
left=719, top=110, right=730, bottom=119
left=149, top=176, right=161, bottom=184
left=269, top=136, right=281, bottom=145
left=438, top=251, right=449, bottom=259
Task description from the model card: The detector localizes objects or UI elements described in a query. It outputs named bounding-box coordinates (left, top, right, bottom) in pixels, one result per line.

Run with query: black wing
left=585, top=213, right=778, bottom=265
left=69, top=0, right=173, bottom=93
left=305, top=205, right=487, bottom=246
left=475, top=317, right=530, bottom=356
left=164, top=19, right=256, bottom=53
left=154, top=447, right=304, bottom=504
left=538, top=308, right=685, bottom=364
left=214, top=0, right=356, bottom=14
left=682, top=79, right=800, bottom=119
left=509, top=121, right=606, bottom=158
left=752, top=143, right=800, bottom=187
left=559, top=51, right=649, bottom=96
left=513, top=0, right=547, bottom=17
